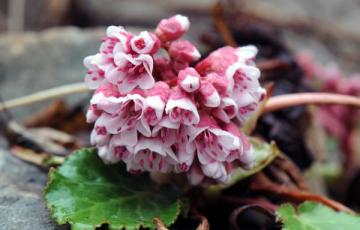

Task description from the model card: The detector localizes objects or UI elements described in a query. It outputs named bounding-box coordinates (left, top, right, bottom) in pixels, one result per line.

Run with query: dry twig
left=153, top=218, right=169, bottom=230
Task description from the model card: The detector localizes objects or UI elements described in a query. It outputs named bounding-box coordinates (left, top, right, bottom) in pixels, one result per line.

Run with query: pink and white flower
left=84, top=15, right=265, bottom=185
left=101, top=26, right=133, bottom=54
left=203, top=72, right=229, bottom=96
left=198, top=79, right=221, bottom=108
left=188, top=114, right=240, bottom=165
left=86, top=104, right=102, bottom=123
left=84, top=54, right=113, bottom=89
left=174, top=126, right=196, bottom=173
left=104, top=92, right=146, bottom=134
left=212, top=97, right=238, bottom=123
left=155, top=14, right=190, bottom=42
left=195, top=46, right=239, bottom=76
left=229, top=64, right=266, bottom=122
left=195, top=45, right=257, bottom=77
left=177, top=67, right=200, bottom=93
left=124, top=137, right=178, bottom=173
left=90, top=113, right=111, bottom=147
left=89, top=83, right=123, bottom=114
left=130, top=31, right=160, bottom=55
left=165, top=87, right=200, bottom=125
left=168, top=40, right=201, bottom=63
left=201, top=161, right=233, bottom=183
left=223, top=122, right=254, bottom=164
left=139, top=82, right=170, bottom=136
left=107, top=53, right=154, bottom=93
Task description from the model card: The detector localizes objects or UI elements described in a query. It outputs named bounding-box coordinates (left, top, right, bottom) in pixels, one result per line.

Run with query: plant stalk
left=263, top=93, right=360, bottom=113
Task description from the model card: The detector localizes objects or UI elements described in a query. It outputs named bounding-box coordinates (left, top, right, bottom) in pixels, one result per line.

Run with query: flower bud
left=155, top=15, right=189, bottom=42
left=199, top=80, right=221, bottom=108
left=168, top=40, right=201, bottom=63
left=177, top=67, right=200, bottom=92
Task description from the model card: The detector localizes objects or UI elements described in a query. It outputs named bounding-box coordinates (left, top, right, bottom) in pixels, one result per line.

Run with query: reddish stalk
left=212, top=2, right=237, bottom=47
left=252, top=173, right=355, bottom=214
left=264, top=93, right=360, bottom=114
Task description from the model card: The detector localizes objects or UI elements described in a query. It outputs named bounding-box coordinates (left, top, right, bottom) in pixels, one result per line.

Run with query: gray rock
left=243, top=0, right=360, bottom=72
left=0, top=149, right=66, bottom=230
left=0, top=27, right=105, bottom=119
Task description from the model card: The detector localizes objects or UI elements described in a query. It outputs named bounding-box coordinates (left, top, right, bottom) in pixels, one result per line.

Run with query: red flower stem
left=264, top=93, right=360, bottom=114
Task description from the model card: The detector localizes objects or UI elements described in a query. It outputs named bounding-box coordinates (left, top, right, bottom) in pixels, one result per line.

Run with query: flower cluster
left=84, top=15, right=266, bottom=184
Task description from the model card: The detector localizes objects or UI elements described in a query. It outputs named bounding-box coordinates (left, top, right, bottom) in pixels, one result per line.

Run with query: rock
left=242, top=0, right=360, bottom=72
left=0, top=27, right=105, bottom=119
left=0, top=149, right=66, bottom=230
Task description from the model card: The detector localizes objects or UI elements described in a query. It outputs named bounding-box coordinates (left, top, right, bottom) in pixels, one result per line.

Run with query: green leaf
left=276, top=202, right=360, bottom=230
left=45, top=148, right=182, bottom=230
left=207, top=137, right=280, bottom=195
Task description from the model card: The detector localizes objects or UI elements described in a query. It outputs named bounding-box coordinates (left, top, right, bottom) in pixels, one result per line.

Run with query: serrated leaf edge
left=44, top=148, right=182, bottom=230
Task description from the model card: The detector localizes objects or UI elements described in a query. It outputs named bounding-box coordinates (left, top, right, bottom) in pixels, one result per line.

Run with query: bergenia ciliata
left=84, top=14, right=266, bottom=185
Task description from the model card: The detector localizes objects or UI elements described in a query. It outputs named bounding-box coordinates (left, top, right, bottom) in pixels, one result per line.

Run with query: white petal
left=106, top=25, right=122, bottom=37
left=242, top=65, right=261, bottom=79
left=90, top=129, right=109, bottom=146
left=175, top=14, right=190, bottom=30
left=138, top=72, right=155, bottom=89
left=180, top=74, right=200, bottom=92
left=191, top=49, right=201, bottom=61
left=102, top=113, right=124, bottom=134
left=204, top=91, right=220, bottom=107
left=114, top=52, right=131, bottom=68
left=98, top=145, right=121, bottom=164
left=85, top=75, right=104, bottom=90
left=118, top=79, right=138, bottom=94
left=209, top=128, right=240, bottom=150
left=188, top=125, right=207, bottom=142
left=86, top=109, right=100, bottom=123
left=187, top=165, right=205, bottom=185
left=146, top=96, right=165, bottom=118
left=234, top=91, right=256, bottom=107
left=236, top=45, right=258, bottom=60
left=152, top=116, right=179, bottom=136
left=90, top=93, right=124, bottom=114
left=135, top=138, right=165, bottom=156
left=120, top=129, right=138, bottom=147
left=137, top=118, right=152, bottom=137
left=106, top=67, right=126, bottom=85
left=201, top=162, right=219, bottom=178
left=165, top=98, right=200, bottom=125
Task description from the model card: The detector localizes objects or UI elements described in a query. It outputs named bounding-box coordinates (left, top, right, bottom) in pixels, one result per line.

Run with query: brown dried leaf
left=11, top=146, right=64, bottom=167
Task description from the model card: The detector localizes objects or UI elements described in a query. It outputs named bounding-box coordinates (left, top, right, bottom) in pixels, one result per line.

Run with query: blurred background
left=0, top=0, right=359, bottom=229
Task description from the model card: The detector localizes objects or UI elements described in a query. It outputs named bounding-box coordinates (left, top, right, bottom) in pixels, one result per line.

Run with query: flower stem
left=263, top=93, right=360, bottom=113
left=0, top=82, right=89, bottom=112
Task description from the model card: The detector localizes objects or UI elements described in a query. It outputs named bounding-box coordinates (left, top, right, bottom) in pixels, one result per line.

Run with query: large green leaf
left=276, top=202, right=360, bottom=230
left=45, top=148, right=182, bottom=230
left=207, top=137, right=280, bottom=194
